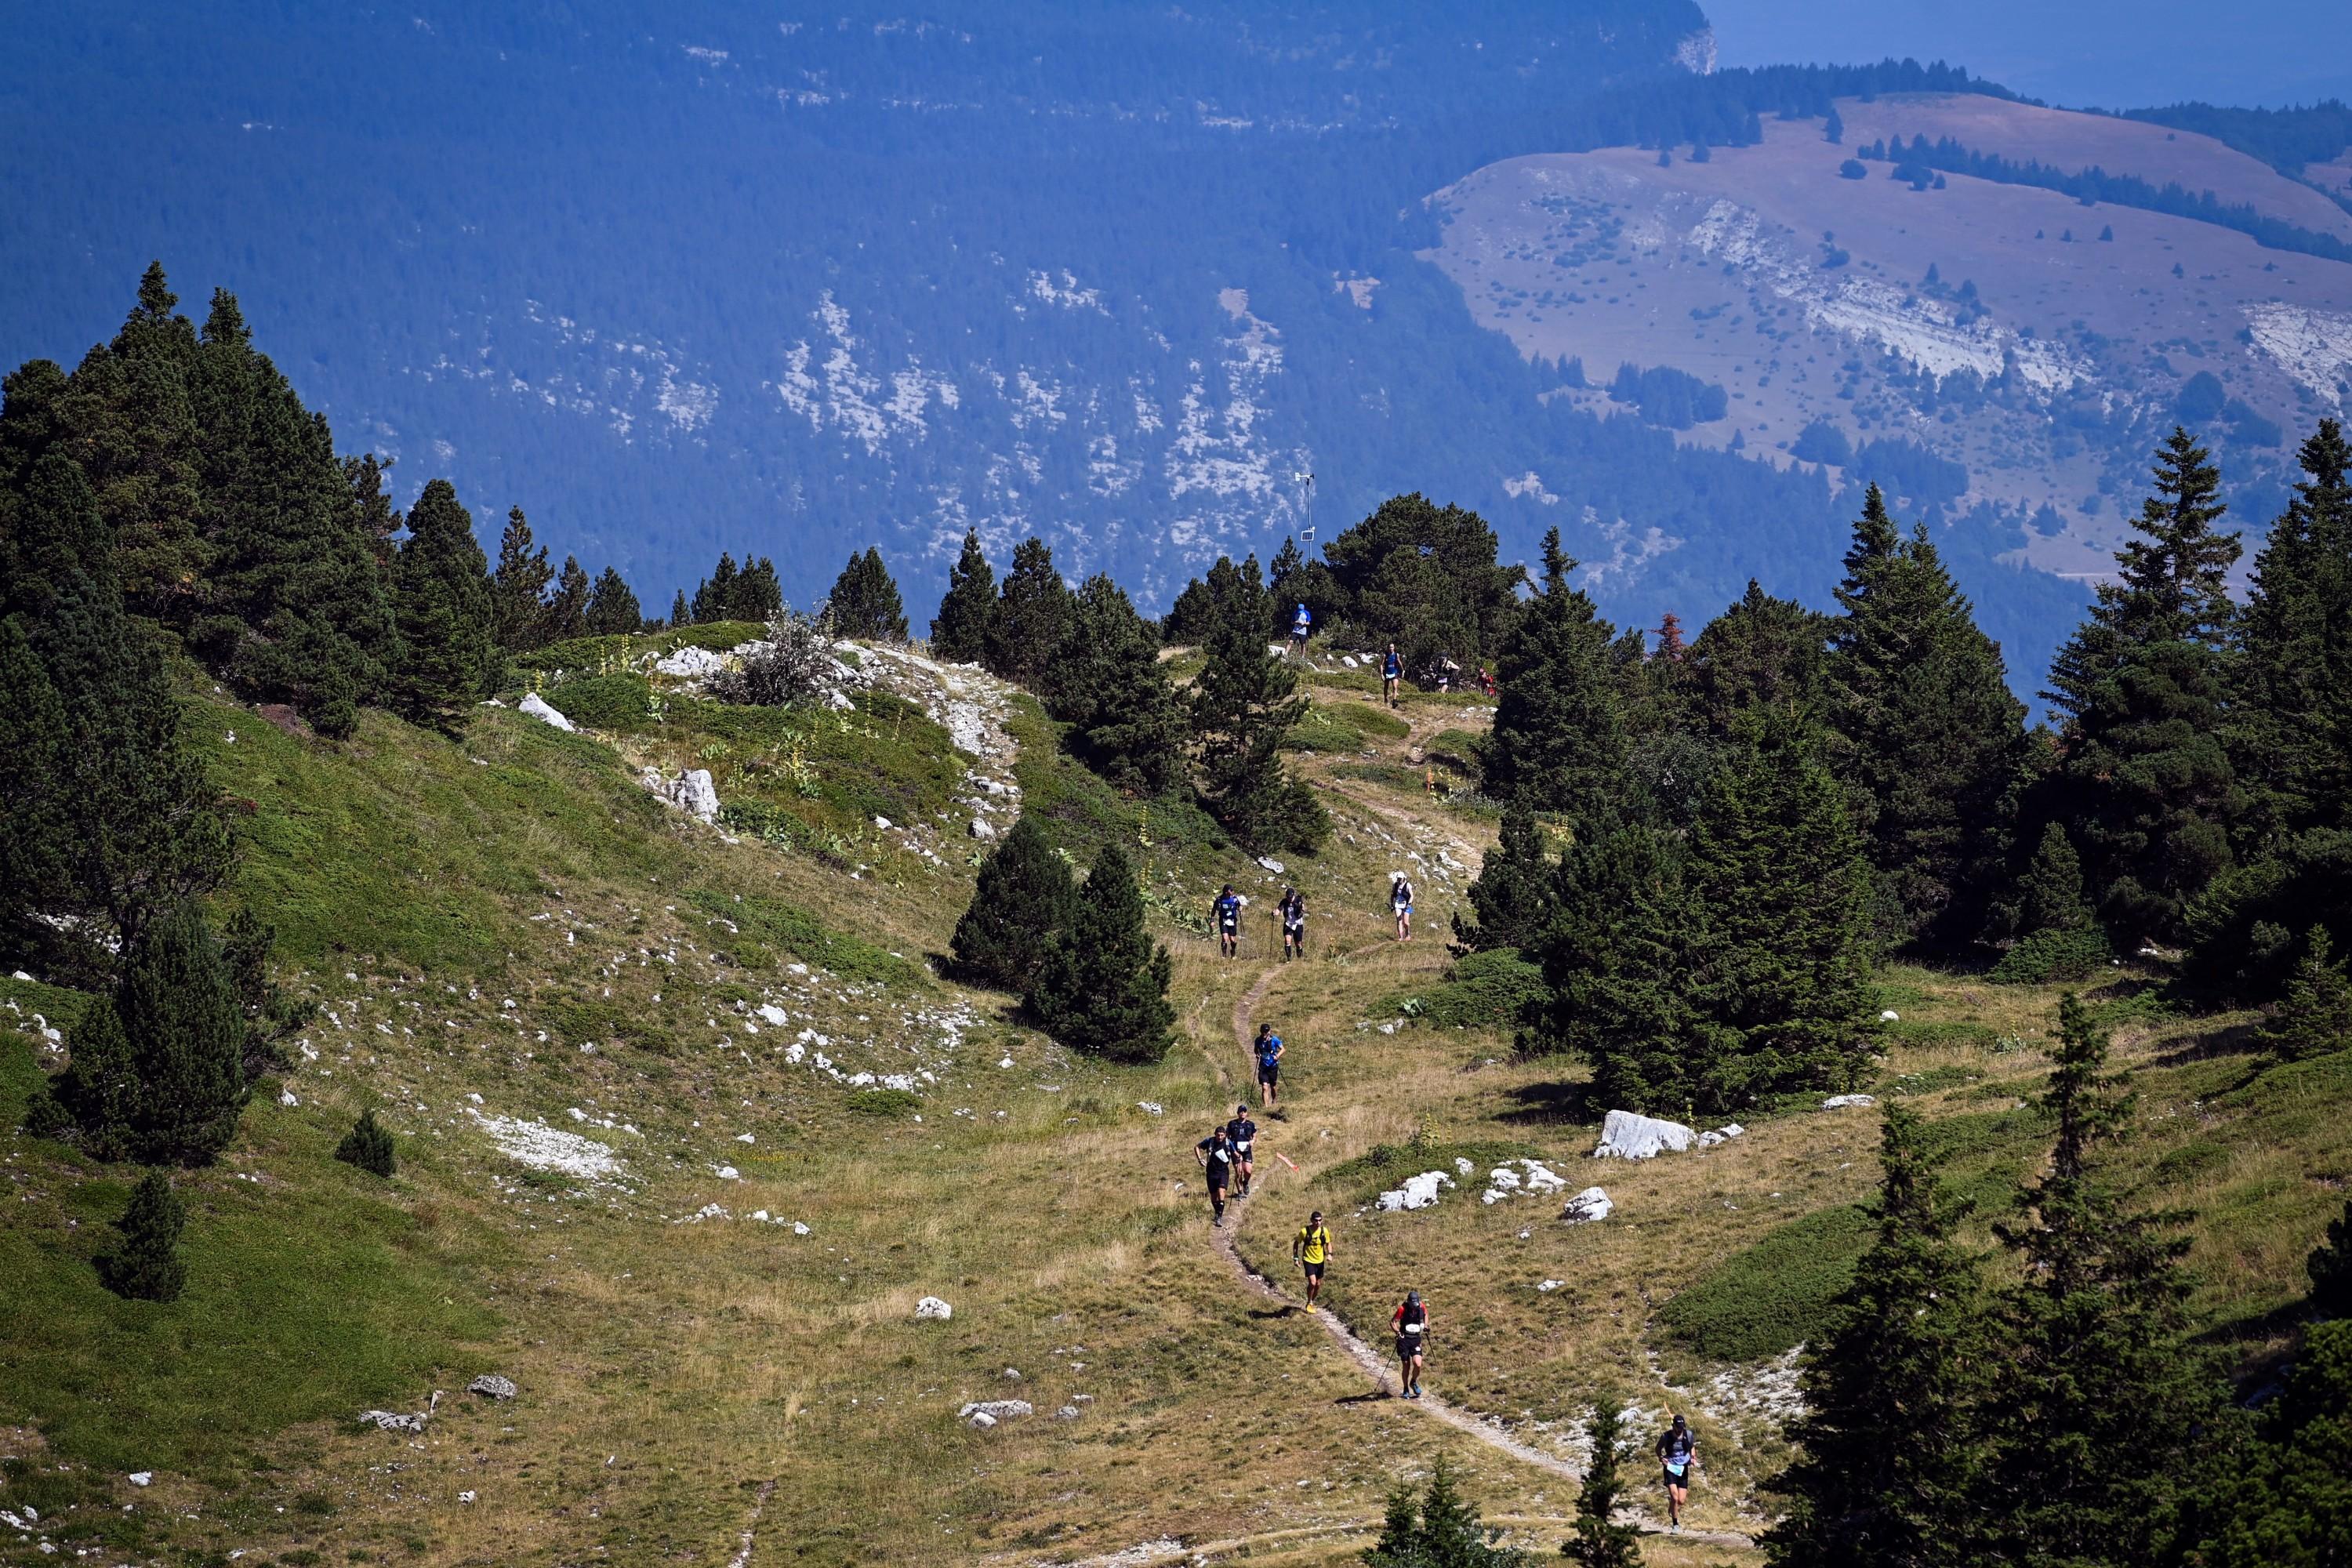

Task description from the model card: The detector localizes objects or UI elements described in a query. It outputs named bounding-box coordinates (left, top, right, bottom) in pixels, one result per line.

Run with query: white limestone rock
left=1592, top=1109, right=1695, bottom=1160
left=1822, top=1094, right=1878, bottom=1109
left=1561, top=1186, right=1614, bottom=1225
left=1375, top=1171, right=1454, bottom=1211
left=959, top=1399, right=1033, bottom=1425
left=915, top=1296, right=954, bottom=1321
left=517, top=692, right=576, bottom=731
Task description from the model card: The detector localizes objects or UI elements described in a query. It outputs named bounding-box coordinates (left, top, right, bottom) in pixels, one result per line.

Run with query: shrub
left=1025, top=846, right=1175, bottom=1062
left=335, top=1109, right=397, bottom=1178
left=846, top=1088, right=921, bottom=1117
left=1657, top=1203, right=1875, bottom=1360
left=1991, top=924, right=2112, bottom=984
left=541, top=672, right=655, bottom=732
left=1384, top=949, right=1547, bottom=1029
left=949, top=817, right=1077, bottom=993
left=96, top=1171, right=187, bottom=1302
left=708, top=612, right=837, bottom=707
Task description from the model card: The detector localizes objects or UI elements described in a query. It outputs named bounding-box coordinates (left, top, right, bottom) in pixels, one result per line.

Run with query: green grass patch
left=1887, top=1019, right=2002, bottom=1052
left=690, top=890, right=924, bottom=991
left=1318, top=1133, right=1534, bottom=1203
left=1381, top=949, right=1544, bottom=1031
left=1283, top=703, right=1368, bottom=754
left=845, top=1088, right=921, bottom=1118
left=542, top=672, right=659, bottom=733
left=1422, top=727, right=1485, bottom=770
left=1656, top=1203, right=1875, bottom=1361
left=542, top=994, right=679, bottom=1058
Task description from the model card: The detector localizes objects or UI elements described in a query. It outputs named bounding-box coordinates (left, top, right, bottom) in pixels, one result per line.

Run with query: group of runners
left=1211, top=877, right=1413, bottom=956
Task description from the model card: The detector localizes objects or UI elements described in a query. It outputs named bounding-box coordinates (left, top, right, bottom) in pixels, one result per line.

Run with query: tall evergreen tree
left=1160, top=572, right=1219, bottom=645
left=731, top=555, right=783, bottom=622
left=1689, top=580, right=1832, bottom=734
left=1992, top=823, right=2111, bottom=984
left=1454, top=805, right=1557, bottom=954
left=1025, top=847, right=1174, bottom=1063
left=2045, top=429, right=2242, bottom=942
left=1524, top=819, right=1699, bottom=1109
left=1680, top=711, right=1879, bottom=1107
left=1984, top=993, right=2218, bottom=1566
left=95, top=1170, right=187, bottom=1303
left=826, top=546, right=909, bottom=641
left=1766, top=1105, right=1987, bottom=1568
left=390, top=478, right=496, bottom=734
left=668, top=589, right=689, bottom=629
left=111, top=901, right=251, bottom=1167
left=931, top=528, right=998, bottom=662
left=1189, top=555, right=1329, bottom=853
left=1052, top=574, right=1185, bottom=794
left=1559, top=1401, right=1643, bottom=1568
left=1480, top=528, right=1625, bottom=819
left=1825, top=485, right=2027, bottom=948
left=949, top=817, right=1078, bottom=993
left=2177, top=1317, right=2352, bottom=1568
left=542, top=554, right=590, bottom=644
left=690, top=552, right=739, bottom=624
left=985, top=536, right=1076, bottom=691
left=489, top=506, right=554, bottom=652
left=1319, top=493, right=1527, bottom=677
left=191, top=290, right=394, bottom=738
left=45, top=994, right=140, bottom=1162
left=584, top=566, right=644, bottom=636
left=0, top=366, right=230, bottom=964
left=341, top=452, right=402, bottom=572
left=2255, top=927, right=2352, bottom=1062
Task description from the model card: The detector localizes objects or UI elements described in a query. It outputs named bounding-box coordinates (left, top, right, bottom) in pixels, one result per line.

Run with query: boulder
left=1561, top=1186, right=1613, bottom=1225
left=467, top=1374, right=517, bottom=1400
left=1054, top=1405, right=1082, bottom=1421
left=915, top=1296, right=953, bottom=1320
left=958, top=1399, right=1033, bottom=1425
left=970, top=817, right=998, bottom=840
left=1374, top=1171, right=1454, bottom=1211
left=642, top=767, right=720, bottom=822
left=517, top=692, right=576, bottom=731
left=655, top=645, right=731, bottom=679
left=1821, top=1094, right=1878, bottom=1109
left=966, top=1410, right=996, bottom=1429
left=1256, top=855, right=1285, bottom=874
left=1592, top=1109, right=1695, bottom=1160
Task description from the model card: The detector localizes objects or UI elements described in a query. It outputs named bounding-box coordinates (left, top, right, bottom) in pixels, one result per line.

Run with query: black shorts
left=1206, top=1172, right=1230, bottom=1193
left=1284, top=923, right=1304, bottom=940
left=1661, top=1465, right=1691, bottom=1490
left=1219, top=922, right=1238, bottom=937
left=1232, top=1144, right=1253, bottom=1163
left=1256, top=1063, right=1279, bottom=1084
left=1301, top=1261, right=1325, bottom=1281
left=1396, top=1337, right=1423, bottom=1363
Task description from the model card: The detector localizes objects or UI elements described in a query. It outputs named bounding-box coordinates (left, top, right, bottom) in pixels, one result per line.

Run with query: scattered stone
left=965, top=1410, right=997, bottom=1429
left=1561, top=1186, right=1613, bottom=1225
left=127, top=1472, right=152, bottom=1487
left=970, top=818, right=998, bottom=840
left=1002, top=1367, right=1023, bottom=1381
left=1255, top=855, right=1285, bottom=874
left=1137, top=1101, right=1163, bottom=1116
left=642, top=767, right=720, bottom=822
left=655, top=645, right=731, bottom=679
left=958, top=1399, right=1033, bottom=1426
left=1822, top=1094, right=1878, bottom=1109
left=517, top=692, right=576, bottom=731
left=1054, top=1405, right=1081, bottom=1421
left=278, top=1090, right=298, bottom=1107
left=714, top=1165, right=741, bottom=1181
left=915, top=1296, right=954, bottom=1320
left=467, top=1375, right=517, bottom=1400
left=459, top=1490, right=477, bottom=1504
left=874, top=815, right=892, bottom=830
left=1879, top=1009, right=1900, bottom=1022
left=1592, top=1109, right=1695, bottom=1160
left=1375, top=1171, right=1454, bottom=1211
left=1697, top=1122, right=1748, bottom=1148
left=11, top=969, right=33, bottom=982
left=1537, top=1279, right=1564, bottom=1293
left=358, top=1408, right=430, bottom=1434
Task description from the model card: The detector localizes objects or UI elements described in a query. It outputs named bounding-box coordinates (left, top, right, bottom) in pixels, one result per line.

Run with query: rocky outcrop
left=518, top=692, right=576, bottom=731
left=1592, top=1109, right=1695, bottom=1160
left=640, top=766, right=720, bottom=822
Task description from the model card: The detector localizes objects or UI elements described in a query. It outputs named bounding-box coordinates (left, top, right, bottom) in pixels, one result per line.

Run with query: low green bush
left=542, top=673, right=658, bottom=734
left=1991, top=925, right=2111, bottom=984
left=1657, top=1203, right=1875, bottom=1361
left=1382, top=949, right=1545, bottom=1030
left=846, top=1088, right=921, bottom=1117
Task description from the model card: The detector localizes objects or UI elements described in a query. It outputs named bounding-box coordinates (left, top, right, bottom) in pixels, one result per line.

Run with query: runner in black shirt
left=1277, top=887, right=1306, bottom=961
left=1225, top=1104, right=1258, bottom=1198
left=1212, top=884, right=1243, bottom=960
left=1655, top=1413, right=1698, bottom=1533
left=1196, top=1127, right=1236, bottom=1227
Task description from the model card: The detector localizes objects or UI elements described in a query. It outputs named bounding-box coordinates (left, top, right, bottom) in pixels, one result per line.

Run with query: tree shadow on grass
left=1493, top=1078, right=1599, bottom=1128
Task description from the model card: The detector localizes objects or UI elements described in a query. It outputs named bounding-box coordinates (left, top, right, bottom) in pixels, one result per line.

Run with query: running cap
left=1236, top=1102, right=1249, bottom=1114
left=1405, top=1290, right=1421, bottom=1305
left=1309, top=1210, right=1322, bottom=1221
left=1671, top=1414, right=1687, bottom=1428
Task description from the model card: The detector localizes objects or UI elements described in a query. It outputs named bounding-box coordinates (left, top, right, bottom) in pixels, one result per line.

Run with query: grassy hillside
left=2, top=651, right=2342, bottom=1565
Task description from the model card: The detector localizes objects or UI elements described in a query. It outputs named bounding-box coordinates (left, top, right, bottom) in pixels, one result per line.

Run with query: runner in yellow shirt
left=1292, top=1210, right=1334, bottom=1304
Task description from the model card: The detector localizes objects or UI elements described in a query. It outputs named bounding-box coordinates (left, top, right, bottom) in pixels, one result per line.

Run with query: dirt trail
left=1191, top=962, right=1755, bottom=1555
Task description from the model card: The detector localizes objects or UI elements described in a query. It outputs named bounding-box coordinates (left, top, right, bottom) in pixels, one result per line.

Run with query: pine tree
left=0, top=366, right=230, bottom=961
left=669, top=589, right=689, bottom=629
left=1559, top=1401, right=1642, bottom=1568
left=584, top=566, right=644, bottom=636
left=1160, top=573, right=1219, bottom=645
left=192, top=290, right=395, bottom=737
left=390, top=477, right=496, bottom=735
left=1320, top=493, right=1527, bottom=677
left=1480, top=528, right=1625, bottom=819
left=931, top=528, right=997, bottom=661
left=1025, top=846, right=1175, bottom=1063
left=826, top=546, right=909, bottom=641
left=1825, top=105, right=1846, bottom=143
left=1984, top=992, right=2218, bottom=1566
left=46, top=994, right=140, bottom=1162
left=1993, top=824, right=2111, bottom=983
left=690, top=553, right=739, bottom=624
left=1825, top=485, right=2027, bottom=949
left=489, top=506, right=554, bottom=652
left=336, top=1108, right=397, bottom=1178
left=1689, top=581, right=1833, bottom=733
left=2256, top=927, right=2352, bottom=1062
left=113, top=902, right=250, bottom=1167
left=985, top=536, right=1076, bottom=691
left=95, top=1171, right=187, bottom=1303
left=542, top=554, right=590, bottom=644
left=1525, top=820, right=1700, bottom=1109
left=1051, top=574, right=1186, bottom=795
left=2045, top=429, right=2242, bottom=942
left=2180, top=1317, right=2352, bottom=1568
left=55, top=262, right=207, bottom=619
left=1766, top=1105, right=1987, bottom=1568
left=1454, top=805, right=1556, bottom=953
left=1363, top=1458, right=1531, bottom=1568
left=341, top=452, right=402, bottom=572
left=949, top=818, right=1078, bottom=993
left=731, top=556, right=783, bottom=622
left=2311, top=1200, right=2352, bottom=1318
left=1682, top=711, right=1879, bottom=1108
left=1189, top=556, right=1329, bottom=853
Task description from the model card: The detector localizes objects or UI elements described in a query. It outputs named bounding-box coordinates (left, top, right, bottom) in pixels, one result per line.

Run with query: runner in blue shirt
left=1252, top=1022, right=1285, bottom=1112
left=1288, top=601, right=1312, bottom=656
left=1381, top=642, right=1403, bottom=708
left=1212, top=884, right=1244, bottom=959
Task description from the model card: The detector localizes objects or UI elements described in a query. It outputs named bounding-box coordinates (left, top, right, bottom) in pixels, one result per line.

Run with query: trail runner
left=1196, top=1126, right=1236, bottom=1227
left=1392, top=1290, right=1429, bottom=1398
left=1292, top=1210, right=1333, bottom=1303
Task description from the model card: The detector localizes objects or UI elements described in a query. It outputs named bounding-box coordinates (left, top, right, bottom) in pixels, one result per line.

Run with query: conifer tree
left=1189, top=556, right=1329, bottom=853
left=1682, top=711, right=1878, bottom=1106
left=1320, top=493, right=1526, bottom=677
left=543, top=554, right=590, bottom=644
left=1454, top=805, right=1556, bottom=954
left=1689, top=580, right=1833, bottom=734
left=336, top=1108, right=397, bottom=1178
left=1160, top=573, right=1218, bottom=645
left=0, top=367, right=230, bottom=960
left=1364, top=1458, right=1530, bottom=1568
left=1480, top=528, right=1625, bottom=819
left=390, top=478, right=496, bottom=735
left=489, top=506, right=554, bottom=652
left=731, top=555, right=783, bottom=622
left=2255, top=927, right=2352, bottom=1062
left=949, top=817, right=1078, bottom=993
left=95, top=1171, right=187, bottom=1303
left=826, top=546, right=909, bottom=641
left=1825, top=485, right=2027, bottom=948
left=1984, top=993, right=2218, bottom=1566
left=1992, top=823, right=2111, bottom=983
left=1766, top=1105, right=1987, bottom=1568
left=1025, top=846, right=1174, bottom=1063
left=192, top=290, right=394, bottom=737
left=1052, top=574, right=1185, bottom=794
left=2179, top=1317, right=2352, bottom=1568
left=46, top=994, right=140, bottom=1162
left=690, top=553, right=738, bottom=624
left=1525, top=820, right=1699, bottom=1109
left=669, top=589, right=689, bottom=629
left=584, top=566, right=643, bottom=635
left=2045, top=429, right=2241, bottom=941
left=2310, top=1200, right=2352, bottom=1319
left=931, top=528, right=997, bottom=662
left=1559, top=1401, right=1642, bottom=1568
left=341, top=452, right=402, bottom=572
left=985, top=536, right=1076, bottom=691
